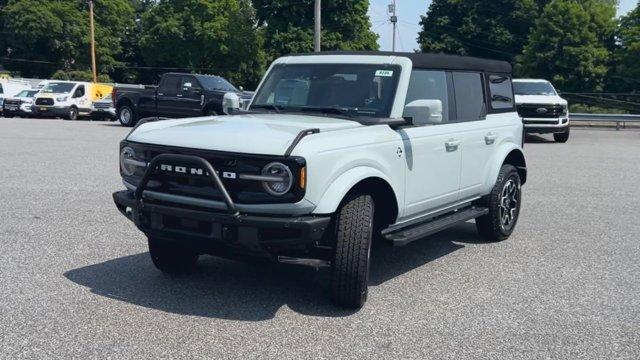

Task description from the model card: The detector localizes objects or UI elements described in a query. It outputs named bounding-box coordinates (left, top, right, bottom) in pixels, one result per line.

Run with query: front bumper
left=90, top=108, right=116, bottom=119
left=113, top=190, right=331, bottom=258
left=523, top=117, right=569, bottom=134
left=31, top=105, right=69, bottom=117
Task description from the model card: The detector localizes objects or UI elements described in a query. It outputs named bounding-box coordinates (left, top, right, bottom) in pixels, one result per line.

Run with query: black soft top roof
left=289, top=51, right=512, bottom=74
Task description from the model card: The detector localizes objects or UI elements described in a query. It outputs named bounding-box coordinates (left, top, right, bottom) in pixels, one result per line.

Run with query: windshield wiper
left=296, top=106, right=355, bottom=118
left=251, top=104, right=283, bottom=113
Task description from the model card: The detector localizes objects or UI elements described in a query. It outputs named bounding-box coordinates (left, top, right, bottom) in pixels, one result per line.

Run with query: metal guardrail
left=569, top=113, right=640, bottom=130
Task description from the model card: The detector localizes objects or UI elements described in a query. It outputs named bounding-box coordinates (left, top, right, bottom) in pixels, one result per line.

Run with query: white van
left=31, top=81, right=113, bottom=120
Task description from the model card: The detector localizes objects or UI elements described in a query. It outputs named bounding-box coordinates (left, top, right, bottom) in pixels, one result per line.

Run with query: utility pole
left=389, top=1, right=397, bottom=52
left=314, top=0, right=321, bottom=52
left=88, top=0, right=97, bottom=83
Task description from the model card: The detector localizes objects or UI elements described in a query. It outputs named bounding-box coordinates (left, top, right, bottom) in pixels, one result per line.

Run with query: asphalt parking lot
left=1, top=117, right=639, bottom=359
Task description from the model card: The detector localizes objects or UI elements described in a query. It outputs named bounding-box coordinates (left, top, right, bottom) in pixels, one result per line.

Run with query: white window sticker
left=375, top=70, right=394, bottom=77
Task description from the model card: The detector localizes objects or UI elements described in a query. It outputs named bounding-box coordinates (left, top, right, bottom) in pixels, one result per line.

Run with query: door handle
left=176, top=94, right=183, bottom=97
left=445, top=139, right=461, bottom=152
left=157, top=92, right=164, bottom=96
left=484, top=133, right=498, bottom=145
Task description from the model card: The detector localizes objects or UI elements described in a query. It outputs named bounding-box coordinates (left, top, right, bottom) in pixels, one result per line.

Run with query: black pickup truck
left=113, top=73, right=253, bottom=126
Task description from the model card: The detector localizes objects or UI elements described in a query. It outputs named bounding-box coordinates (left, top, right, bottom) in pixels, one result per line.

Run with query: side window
left=405, top=70, right=449, bottom=123
left=180, top=76, right=199, bottom=91
left=159, top=75, right=180, bottom=95
left=489, top=74, right=514, bottom=110
left=74, top=85, right=85, bottom=98
left=452, top=72, right=485, bottom=122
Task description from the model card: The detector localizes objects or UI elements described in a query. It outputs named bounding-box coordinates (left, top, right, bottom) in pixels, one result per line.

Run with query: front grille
left=93, top=102, right=111, bottom=109
left=517, top=104, right=566, bottom=118
left=35, top=98, right=54, bottom=106
left=125, top=144, right=305, bottom=205
left=3, top=99, right=21, bottom=106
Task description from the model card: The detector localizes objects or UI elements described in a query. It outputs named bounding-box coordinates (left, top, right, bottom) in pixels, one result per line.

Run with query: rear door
left=457, top=73, right=515, bottom=200
left=401, top=70, right=463, bottom=216
left=156, top=75, right=181, bottom=117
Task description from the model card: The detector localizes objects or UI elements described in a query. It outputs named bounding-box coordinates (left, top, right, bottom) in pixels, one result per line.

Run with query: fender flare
left=312, top=166, right=400, bottom=215
left=483, top=143, right=527, bottom=191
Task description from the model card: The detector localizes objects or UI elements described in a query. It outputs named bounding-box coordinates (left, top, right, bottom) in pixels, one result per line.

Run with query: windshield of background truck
left=252, top=64, right=402, bottom=118
left=41, top=82, right=76, bottom=94
left=17, top=90, right=39, bottom=98
left=514, top=81, right=557, bottom=96
left=198, top=76, right=236, bottom=92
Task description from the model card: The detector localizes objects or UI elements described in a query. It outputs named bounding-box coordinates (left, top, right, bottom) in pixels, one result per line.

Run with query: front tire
left=476, top=164, right=522, bottom=242
left=148, top=237, right=199, bottom=274
left=117, top=104, right=137, bottom=127
left=554, top=128, right=570, bottom=143
left=66, top=106, right=78, bottom=121
left=330, top=194, right=374, bottom=309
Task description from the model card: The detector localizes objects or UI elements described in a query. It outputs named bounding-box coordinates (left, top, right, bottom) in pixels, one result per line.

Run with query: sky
left=368, top=0, right=639, bottom=52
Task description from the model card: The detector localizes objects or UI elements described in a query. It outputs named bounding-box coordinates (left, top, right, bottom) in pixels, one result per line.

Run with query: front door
left=401, top=70, right=462, bottom=217
left=178, top=75, right=204, bottom=117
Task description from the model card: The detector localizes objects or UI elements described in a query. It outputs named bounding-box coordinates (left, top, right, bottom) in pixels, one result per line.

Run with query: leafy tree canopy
left=139, top=0, right=265, bottom=87
left=418, top=0, right=549, bottom=63
left=252, top=0, right=378, bottom=60
left=516, top=0, right=617, bottom=92
left=614, top=5, right=640, bottom=92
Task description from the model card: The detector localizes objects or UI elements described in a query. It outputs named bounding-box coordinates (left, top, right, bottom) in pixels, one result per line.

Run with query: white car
left=113, top=52, right=527, bottom=308
left=513, top=79, right=570, bottom=142
left=0, top=79, right=31, bottom=115
left=1, top=89, right=40, bottom=117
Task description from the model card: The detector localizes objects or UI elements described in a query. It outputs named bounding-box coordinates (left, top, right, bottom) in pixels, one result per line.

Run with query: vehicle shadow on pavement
left=64, top=222, right=483, bottom=321
left=525, top=134, right=555, bottom=143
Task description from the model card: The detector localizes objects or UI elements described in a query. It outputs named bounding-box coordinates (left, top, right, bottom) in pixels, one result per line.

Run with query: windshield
left=198, top=76, right=236, bottom=92
left=41, top=82, right=76, bottom=94
left=17, top=90, right=39, bottom=98
left=513, top=81, right=557, bottom=96
left=251, top=64, right=401, bottom=118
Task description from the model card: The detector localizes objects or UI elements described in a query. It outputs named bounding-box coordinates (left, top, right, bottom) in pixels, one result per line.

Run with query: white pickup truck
left=513, top=79, right=570, bottom=142
left=113, top=52, right=527, bottom=308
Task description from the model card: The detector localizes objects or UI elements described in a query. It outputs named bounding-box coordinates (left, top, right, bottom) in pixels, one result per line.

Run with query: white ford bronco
left=113, top=52, right=526, bottom=308
left=513, top=78, right=570, bottom=142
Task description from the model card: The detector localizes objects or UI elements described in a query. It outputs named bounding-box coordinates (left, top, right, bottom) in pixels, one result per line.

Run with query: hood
left=515, top=94, right=567, bottom=106
left=127, top=113, right=363, bottom=156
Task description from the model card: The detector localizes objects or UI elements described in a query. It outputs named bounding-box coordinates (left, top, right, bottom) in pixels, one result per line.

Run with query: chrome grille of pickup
left=517, top=104, right=565, bottom=118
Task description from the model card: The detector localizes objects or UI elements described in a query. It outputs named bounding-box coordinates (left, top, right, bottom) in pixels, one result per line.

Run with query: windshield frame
left=513, top=81, right=558, bottom=96
left=250, top=63, right=403, bottom=121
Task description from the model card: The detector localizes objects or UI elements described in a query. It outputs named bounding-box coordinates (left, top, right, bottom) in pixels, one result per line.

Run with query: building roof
left=289, top=51, right=512, bottom=74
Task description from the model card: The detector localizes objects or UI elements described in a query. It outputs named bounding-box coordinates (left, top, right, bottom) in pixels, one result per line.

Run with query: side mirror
left=403, top=99, right=443, bottom=126
left=222, top=92, right=240, bottom=115
left=238, top=86, right=244, bottom=91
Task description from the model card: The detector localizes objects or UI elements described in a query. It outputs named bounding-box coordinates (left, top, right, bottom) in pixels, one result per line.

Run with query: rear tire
left=476, top=164, right=522, bottom=242
left=330, top=194, right=374, bottom=309
left=554, top=128, right=570, bottom=143
left=118, top=104, right=137, bottom=127
left=148, top=237, right=199, bottom=274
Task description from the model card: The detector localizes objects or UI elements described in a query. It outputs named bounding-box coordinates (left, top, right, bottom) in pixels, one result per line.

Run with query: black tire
left=117, top=104, right=137, bottom=127
left=66, top=107, right=78, bottom=121
left=330, top=194, right=374, bottom=309
left=553, top=128, right=570, bottom=143
left=148, top=237, right=199, bottom=274
left=476, top=164, right=522, bottom=242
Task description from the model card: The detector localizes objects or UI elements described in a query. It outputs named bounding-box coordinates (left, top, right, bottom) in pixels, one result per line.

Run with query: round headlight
left=119, top=146, right=136, bottom=176
left=261, top=162, right=293, bottom=196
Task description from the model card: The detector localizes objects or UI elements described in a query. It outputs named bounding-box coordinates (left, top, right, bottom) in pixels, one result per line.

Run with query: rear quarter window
left=489, top=74, right=515, bottom=111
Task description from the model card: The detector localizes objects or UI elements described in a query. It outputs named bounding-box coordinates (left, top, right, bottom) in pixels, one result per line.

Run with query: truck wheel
left=148, top=237, right=199, bottom=274
left=66, top=107, right=78, bottom=121
left=476, top=164, right=522, bottom=242
left=553, top=128, right=570, bottom=143
left=330, top=194, right=374, bottom=309
left=118, top=105, right=137, bottom=127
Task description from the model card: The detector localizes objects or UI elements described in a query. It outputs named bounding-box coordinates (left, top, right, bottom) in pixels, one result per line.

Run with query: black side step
left=382, top=207, right=489, bottom=247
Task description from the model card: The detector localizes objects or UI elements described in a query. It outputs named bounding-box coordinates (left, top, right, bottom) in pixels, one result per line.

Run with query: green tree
left=139, top=0, right=265, bottom=88
left=614, top=4, right=640, bottom=92
left=252, top=0, right=378, bottom=60
left=418, top=0, right=549, bottom=63
left=0, top=0, right=134, bottom=79
left=516, top=0, right=617, bottom=92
